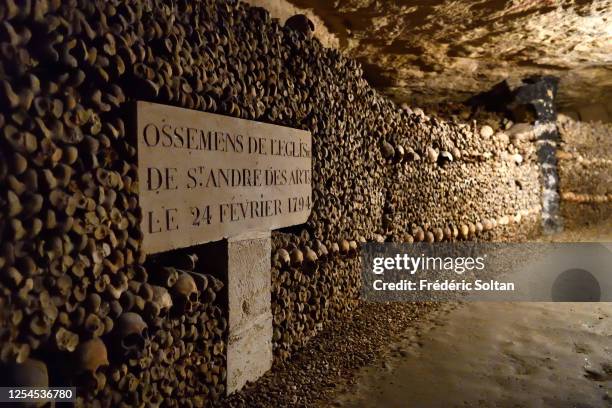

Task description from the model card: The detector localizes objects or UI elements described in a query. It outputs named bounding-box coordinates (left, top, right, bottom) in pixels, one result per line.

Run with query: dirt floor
left=330, top=220, right=612, bottom=408
left=537, top=218, right=612, bottom=243
left=331, top=302, right=612, bottom=408
left=220, top=219, right=611, bottom=407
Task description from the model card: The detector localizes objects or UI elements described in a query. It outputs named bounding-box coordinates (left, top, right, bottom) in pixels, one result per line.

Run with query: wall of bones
left=557, top=115, right=612, bottom=229
left=0, top=0, right=544, bottom=406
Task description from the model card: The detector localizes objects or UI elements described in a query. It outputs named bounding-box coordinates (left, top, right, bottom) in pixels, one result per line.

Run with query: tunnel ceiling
left=283, top=0, right=612, bottom=110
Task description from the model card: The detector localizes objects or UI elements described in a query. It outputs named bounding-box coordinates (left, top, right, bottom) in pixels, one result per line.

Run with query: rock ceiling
left=280, top=0, right=612, bottom=110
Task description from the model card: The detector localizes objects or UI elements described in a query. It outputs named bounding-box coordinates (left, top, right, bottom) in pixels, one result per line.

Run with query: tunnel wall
left=557, top=115, right=612, bottom=229
left=0, top=0, right=541, bottom=406
left=562, top=103, right=612, bottom=124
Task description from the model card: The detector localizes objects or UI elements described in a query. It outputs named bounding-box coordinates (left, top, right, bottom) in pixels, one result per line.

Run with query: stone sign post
left=135, top=101, right=312, bottom=393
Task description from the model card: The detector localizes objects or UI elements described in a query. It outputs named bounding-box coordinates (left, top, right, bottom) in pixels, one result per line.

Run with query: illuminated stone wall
left=557, top=115, right=612, bottom=229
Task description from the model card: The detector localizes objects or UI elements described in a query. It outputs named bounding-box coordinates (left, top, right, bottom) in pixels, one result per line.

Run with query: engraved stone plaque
left=136, top=101, right=312, bottom=254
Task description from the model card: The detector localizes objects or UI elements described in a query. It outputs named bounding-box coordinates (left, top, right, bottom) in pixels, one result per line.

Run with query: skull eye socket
left=122, top=333, right=144, bottom=349
left=189, top=292, right=198, bottom=302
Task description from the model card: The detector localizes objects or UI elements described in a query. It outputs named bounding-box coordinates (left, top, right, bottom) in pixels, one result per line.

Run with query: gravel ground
left=537, top=217, right=612, bottom=242
left=216, top=221, right=611, bottom=407
left=217, top=301, right=444, bottom=407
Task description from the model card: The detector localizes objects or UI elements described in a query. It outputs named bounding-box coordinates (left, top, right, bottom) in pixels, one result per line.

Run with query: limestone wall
left=561, top=103, right=612, bottom=123
left=557, top=115, right=612, bottom=229
left=0, top=0, right=541, bottom=406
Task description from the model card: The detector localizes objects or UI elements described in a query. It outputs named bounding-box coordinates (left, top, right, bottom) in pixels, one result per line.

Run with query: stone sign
left=136, top=101, right=312, bottom=254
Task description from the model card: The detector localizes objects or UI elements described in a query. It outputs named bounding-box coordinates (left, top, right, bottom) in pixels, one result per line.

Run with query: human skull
left=313, top=240, right=328, bottom=258
left=150, top=285, right=173, bottom=318
left=6, top=359, right=48, bottom=408
left=115, top=312, right=148, bottom=358
left=172, top=272, right=198, bottom=313
left=6, top=358, right=48, bottom=386
left=285, top=14, right=315, bottom=38
left=275, top=248, right=290, bottom=266
left=438, top=150, right=453, bottom=166
left=75, top=338, right=109, bottom=391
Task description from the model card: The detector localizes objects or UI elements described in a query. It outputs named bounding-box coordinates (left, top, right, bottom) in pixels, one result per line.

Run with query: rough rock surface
left=278, top=0, right=612, bottom=111
left=218, top=301, right=443, bottom=407
left=243, top=0, right=339, bottom=48
left=557, top=114, right=612, bottom=228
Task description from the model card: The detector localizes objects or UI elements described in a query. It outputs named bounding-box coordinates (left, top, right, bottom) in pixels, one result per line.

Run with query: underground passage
left=0, top=0, right=611, bottom=407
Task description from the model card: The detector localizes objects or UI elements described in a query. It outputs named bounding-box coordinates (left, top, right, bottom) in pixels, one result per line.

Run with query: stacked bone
left=0, top=0, right=543, bottom=405
left=69, top=256, right=228, bottom=407
left=377, top=117, right=542, bottom=243
left=303, top=64, right=543, bottom=242
left=557, top=115, right=612, bottom=228
left=98, top=259, right=228, bottom=408
left=0, top=0, right=230, bottom=405
left=271, top=231, right=360, bottom=361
